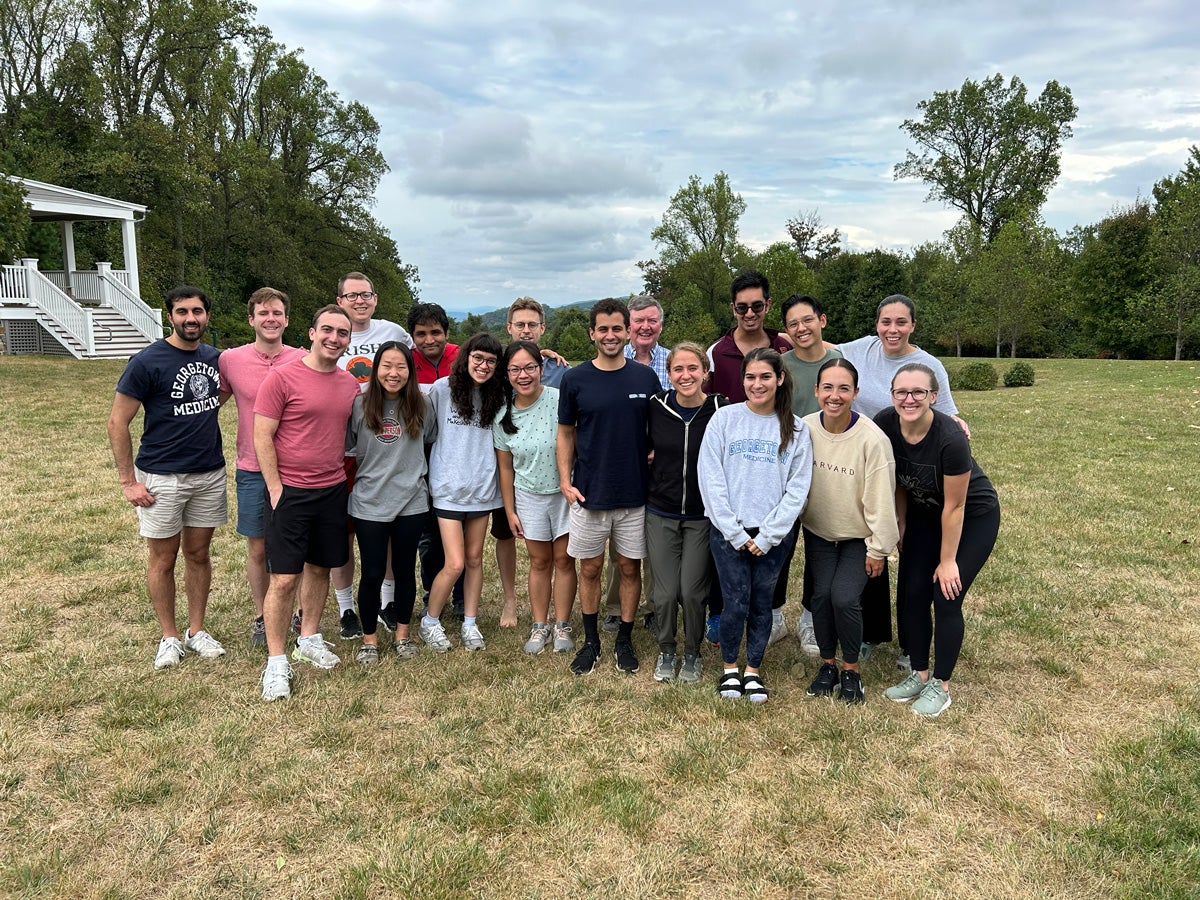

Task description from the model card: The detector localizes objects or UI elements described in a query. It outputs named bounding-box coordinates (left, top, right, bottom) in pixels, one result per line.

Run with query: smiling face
left=411, top=320, right=448, bottom=364
left=374, top=347, right=409, bottom=398
left=732, top=286, right=769, bottom=336
left=506, top=311, right=545, bottom=344
left=784, top=301, right=825, bottom=352
left=629, top=305, right=663, bottom=353
left=815, top=365, right=858, bottom=425
left=466, top=348, right=498, bottom=385
left=876, top=302, right=916, bottom=356
left=589, top=311, right=628, bottom=359
left=505, top=348, right=542, bottom=398
left=890, top=368, right=936, bottom=424
left=336, top=277, right=376, bottom=330
left=249, top=298, right=288, bottom=344
left=167, top=296, right=209, bottom=345
left=309, top=311, right=352, bottom=366
left=742, top=359, right=780, bottom=413
left=668, top=349, right=706, bottom=402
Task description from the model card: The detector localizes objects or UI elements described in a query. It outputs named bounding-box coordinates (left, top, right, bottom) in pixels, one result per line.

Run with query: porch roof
left=4, top=175, right=148, bottom=223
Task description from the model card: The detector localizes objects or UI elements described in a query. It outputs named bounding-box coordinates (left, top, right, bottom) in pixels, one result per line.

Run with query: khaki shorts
left=136, top=466, right=228, bottom=539
left=567, top=503, right=646, bottom=560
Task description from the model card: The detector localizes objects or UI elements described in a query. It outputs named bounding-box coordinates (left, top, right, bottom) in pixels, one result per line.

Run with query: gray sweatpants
left=645, top=512, right=711, bottom=657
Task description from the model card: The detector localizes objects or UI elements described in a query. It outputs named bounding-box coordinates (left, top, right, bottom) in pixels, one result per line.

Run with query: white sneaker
left=796, top=622, right=819, bottom=657
left=767, top=615, right=787, bottom=646
left=461, top=622, right=486, bottom=651
left=552, top=623, right=575, bottom=653
left=292, top=633, right=340, bottom=670
left=524, top=623, right=551, bottom=654
left=184, top=629, right=226, bottom=659
left=153, top=636, right=185, bottom=670
left=418, top=619, right=452, bottom=652
left=261, top=663, right=293, bottom=701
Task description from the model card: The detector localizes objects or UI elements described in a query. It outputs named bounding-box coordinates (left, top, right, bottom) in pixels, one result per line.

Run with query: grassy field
left=1, top=355, right=1198, bottom=899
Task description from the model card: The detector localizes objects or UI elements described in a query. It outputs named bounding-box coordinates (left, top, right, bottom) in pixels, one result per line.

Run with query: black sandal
left=742, top=673, right=769, bottom=704
left=718, top=671, right=743, bottom=699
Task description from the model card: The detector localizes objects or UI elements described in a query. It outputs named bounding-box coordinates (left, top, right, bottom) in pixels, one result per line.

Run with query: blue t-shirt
left=557, top=359, right=661, bottom=510
left=115, top=339, right=224, bottom=474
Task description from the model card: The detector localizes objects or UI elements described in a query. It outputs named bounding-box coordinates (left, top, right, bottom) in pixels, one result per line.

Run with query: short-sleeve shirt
left=339, top=319, right=414, bottom=392
left=839, top=336, right=958, bottom=418
left=345, top=393, right=436, bottom=521
left=540, top=358, right=569, bottom=389
left=255, top=360, right=359, bottom=488
left=493, top=387, right=560, bottom=494
left=873, top=407, right=997, bottom=518
left=115, top=339, right=224, bottom=474
left=219, top=343, right=305, bottom=471
left=557, top=359, right=661, bottom=510
left=782, top=347, right=843, bottom=417
left=706, top=329, right=792, bottom=402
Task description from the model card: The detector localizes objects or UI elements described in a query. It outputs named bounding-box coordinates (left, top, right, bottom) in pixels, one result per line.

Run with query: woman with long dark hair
left=698, top=348, right=812, bottom=703
left=419, top=333, right=505, bottom=653
left=346, top=341, right=434, bottom=665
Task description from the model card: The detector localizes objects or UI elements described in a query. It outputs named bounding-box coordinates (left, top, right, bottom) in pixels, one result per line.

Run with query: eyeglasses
left=506, top=363, right=541, bottom=377
left=788, top=314, right=819, bottom=328
left=469, top=353, right=498, bottom=368
left=339, top=291, right=376, bottom=302
left=891, top=388, right=931, bottom=401
left=733, top=301, right=766, bottom=316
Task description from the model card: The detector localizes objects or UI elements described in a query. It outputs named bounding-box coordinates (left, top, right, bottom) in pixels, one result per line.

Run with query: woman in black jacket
left=645, top=342, right=729, bottom=684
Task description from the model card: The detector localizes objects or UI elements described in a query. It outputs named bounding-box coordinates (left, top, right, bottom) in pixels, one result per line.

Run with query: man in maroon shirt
left=706, top=270, right=791, bottom=402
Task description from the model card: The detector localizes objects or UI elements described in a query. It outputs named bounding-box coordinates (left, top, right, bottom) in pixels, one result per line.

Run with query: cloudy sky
left=254, top=0, right=1200, bottom=315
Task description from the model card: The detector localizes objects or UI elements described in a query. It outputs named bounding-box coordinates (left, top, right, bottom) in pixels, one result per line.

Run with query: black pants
left=900, top=505, right=1001, bottom=681
left=353, top=512, right=427, bottom=635
left=803, top=529, right=868, bottom=664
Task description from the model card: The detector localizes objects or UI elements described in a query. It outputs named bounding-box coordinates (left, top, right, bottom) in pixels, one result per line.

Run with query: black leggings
left=899, top=505, right=1000, bottom=681
left=352, top=512, right=427, bottom=636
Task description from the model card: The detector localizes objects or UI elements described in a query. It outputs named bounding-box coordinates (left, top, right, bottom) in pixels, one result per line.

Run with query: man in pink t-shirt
left=218, top=287, right=305, bottom=644
left=254, top=305, right=359, bottom=701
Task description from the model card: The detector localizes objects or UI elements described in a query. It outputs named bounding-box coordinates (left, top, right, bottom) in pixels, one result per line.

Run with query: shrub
left=950, top=361, right=998, bottom=391
left=1004, top=361, right=1036, bottom=387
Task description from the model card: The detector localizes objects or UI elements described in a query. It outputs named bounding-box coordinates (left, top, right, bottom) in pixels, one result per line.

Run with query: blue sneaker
left=706, top=614, right=721, bottom=645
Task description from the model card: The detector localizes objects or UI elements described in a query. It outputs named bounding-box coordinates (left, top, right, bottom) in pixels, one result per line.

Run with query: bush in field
left=1004, top=361, right=1036, bottom=387
left=950, top=361, right=998, bottom=391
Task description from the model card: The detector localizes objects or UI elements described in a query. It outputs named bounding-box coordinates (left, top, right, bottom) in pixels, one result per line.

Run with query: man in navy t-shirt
left=107, top=286, right=229, bottom=672
left=557, top=298, right=661, bottom=677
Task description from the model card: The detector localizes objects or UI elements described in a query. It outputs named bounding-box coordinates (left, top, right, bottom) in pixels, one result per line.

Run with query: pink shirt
left=219, top=344, right=305, bottom=471
left=255, top=360, right=359, bottom=488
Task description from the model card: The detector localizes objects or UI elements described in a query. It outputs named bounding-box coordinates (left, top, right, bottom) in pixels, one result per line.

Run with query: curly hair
left=450, top=332, right=505, bottom=428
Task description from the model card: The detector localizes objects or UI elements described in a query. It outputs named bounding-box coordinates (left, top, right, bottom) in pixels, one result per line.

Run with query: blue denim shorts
left=235, top=468, right=266, bottom=538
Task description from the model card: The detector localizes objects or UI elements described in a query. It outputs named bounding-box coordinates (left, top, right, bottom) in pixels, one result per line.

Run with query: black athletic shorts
left=264, top=482, right=350, bottom=574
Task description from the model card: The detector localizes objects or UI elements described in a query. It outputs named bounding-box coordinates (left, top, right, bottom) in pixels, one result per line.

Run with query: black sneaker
left=570, top=642, right=601, bottom=676
left=340, top=609, right=363, bottom=640
left=378, top=604, right=399, bottom=633
left=601, top=614, right=621, bottom=633
left=643, top=612, right=656, bottom=630
left=806, top=662, right=840, bottom=698
left=250, top=615, right=266, bottom=646
left=614, top=638, right=639, bottom=674
left=837, top=668, right=865, bottom=704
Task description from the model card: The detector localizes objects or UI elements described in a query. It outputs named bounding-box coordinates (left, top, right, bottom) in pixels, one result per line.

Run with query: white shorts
left=515, top=487, right=570, bottom=543
left=136, top=466, right=228, bottom=539
left=567, top=503, right=646, bottom=561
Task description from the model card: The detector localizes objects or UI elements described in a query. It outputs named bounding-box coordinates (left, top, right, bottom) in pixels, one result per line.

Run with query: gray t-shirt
left=782, top=347, right=843, bottom=417
left=345, top=393, right=436, bottom=521
left=837, top=336, right=958, bottom=418
left=427, top=377, right=502, bottom=512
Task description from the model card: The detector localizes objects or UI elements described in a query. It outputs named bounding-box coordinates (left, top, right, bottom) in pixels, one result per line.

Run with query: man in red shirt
left=706, top=270, right=791, bottom=402
left=408, top=302, right=459, bottom=388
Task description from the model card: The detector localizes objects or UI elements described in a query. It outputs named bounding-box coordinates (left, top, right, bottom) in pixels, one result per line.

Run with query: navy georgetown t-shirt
left=116, top=339, right=224, bottom=474
left=557, top=359, right=661, bottom=510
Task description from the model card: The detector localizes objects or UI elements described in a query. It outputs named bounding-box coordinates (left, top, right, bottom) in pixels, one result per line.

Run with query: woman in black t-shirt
left=873, top=363, right=1000, bottom=718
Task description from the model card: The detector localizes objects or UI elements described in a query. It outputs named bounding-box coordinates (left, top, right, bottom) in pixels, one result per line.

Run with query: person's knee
left=528, top=551, right=553, bottom=574
left=616, top=557, right=640, bottom=581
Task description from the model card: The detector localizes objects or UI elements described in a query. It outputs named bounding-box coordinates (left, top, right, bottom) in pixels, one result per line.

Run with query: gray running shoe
left=418, top=619, right=452, bottom=653
left=858, top=641, right=875, bottom=662
left=796, top=621, right=819, bottom=657
left=461, top=622, right=486, bottom=651
left=524, top=623, right=551, bottom=654
left=260, top=663, right=293, bottom=702
left=552, top=623, right=575, bottom=653
left=292, top=633, right=340, bottom=670
left=250, top=616, right=266, bottom=646
left=153, top=636, right=185, bottom=670
left=678, top=654, right=702, bottom=683
left=601, top=614, right=620, bottom=633
left=184, top=629, right=226, bottom=659
left=394, top=638, right=420, bottom=659
left=896, top=653, right=912, bottom=672
left=883, top=670, right=926, bottom=703
left=653, top=652, right=677, bottom=683
left=767, top=615, right=787, bottom=646
left=911, top=678, right=952, bottom=718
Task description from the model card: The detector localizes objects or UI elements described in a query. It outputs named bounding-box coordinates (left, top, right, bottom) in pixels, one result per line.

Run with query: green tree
left=0, top=176, right=32, bottom=261
left=660, top=283, right=719, bottom=348
left=785, top=208, right=841, bottom=270
left=546, top=306, right=591, bottom=361
left=1146, top=148, right=1200, bottom=359
left=896, top=74, right=1077, bottom=242
left=750, top=241, right=819, bottom=331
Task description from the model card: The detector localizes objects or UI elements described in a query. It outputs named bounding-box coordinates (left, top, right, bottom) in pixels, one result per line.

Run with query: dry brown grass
left=1, top=355, right=1198, bottom=898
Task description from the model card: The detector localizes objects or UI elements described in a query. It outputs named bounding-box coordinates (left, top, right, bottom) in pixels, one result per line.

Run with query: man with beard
left=108, top=286, right=229, bottom=671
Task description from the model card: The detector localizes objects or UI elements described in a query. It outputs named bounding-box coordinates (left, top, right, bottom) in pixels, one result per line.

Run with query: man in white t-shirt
left=331, top=272, right=415, bottom=639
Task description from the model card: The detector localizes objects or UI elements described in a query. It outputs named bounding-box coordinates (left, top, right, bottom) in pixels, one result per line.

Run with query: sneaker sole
left=553, top=642, right=575, bottom=653
left=805, top=688, right=836, bottom=698
left=883, top=691, right=920, bottom=703
left=616, top=663, right=639, bottom=674
left=653, top=673, right=675, bottom=683
left=571, top=662, right=597, bottom=676
left=913, top=695, right=952, bottom=718
left=292, top=651, right=338, bottom=671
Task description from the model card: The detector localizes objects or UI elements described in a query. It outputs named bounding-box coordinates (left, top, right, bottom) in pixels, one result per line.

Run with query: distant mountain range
left=443, top=299, right=594, bottom=324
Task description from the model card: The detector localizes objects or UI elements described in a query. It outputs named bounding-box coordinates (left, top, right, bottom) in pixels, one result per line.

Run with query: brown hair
left=247, top=287, right=289, bottom=317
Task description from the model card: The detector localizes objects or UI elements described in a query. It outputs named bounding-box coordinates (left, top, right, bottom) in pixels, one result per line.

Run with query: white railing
left=41, top=269, right=117, bottom=302
left=16, top=263, right=93, bottom=355
left=98, top=263, right=161, bottom=342
left=1, top=265, right=26, bottom=300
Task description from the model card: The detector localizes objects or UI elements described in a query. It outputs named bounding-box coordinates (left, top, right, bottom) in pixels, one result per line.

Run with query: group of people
left=108, top=269, right=1000, bottom=715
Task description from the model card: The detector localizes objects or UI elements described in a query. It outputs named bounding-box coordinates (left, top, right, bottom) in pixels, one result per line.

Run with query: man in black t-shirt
left=556, top=298, right=661, bottom=676
left=107, top=286, right=229, bottom=671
